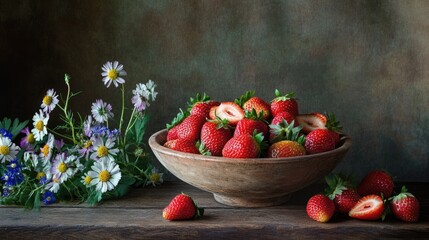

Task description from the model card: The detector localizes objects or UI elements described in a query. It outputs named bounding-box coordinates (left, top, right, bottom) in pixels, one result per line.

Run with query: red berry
left=349, top=195, right=385, bottom=221
left=209, top=102, right=245, bottom=126
left=222, top=133, right=263, bottom=158
left=164, top=138, right=199, bottom=154
left=305, top=129, right=336, bottom=154
left=296, top=113, right=327, bottom=134
left=390, top=186, right=420, bottom=222
left=357, top=170, right=394, bottom=198
left=176, top=115, right=206, bottom=141
left=306, top=194, right=335, bottom=223
left=200, top=120, right=232, bottom=156
left=163, top=193, right=204, bottom=221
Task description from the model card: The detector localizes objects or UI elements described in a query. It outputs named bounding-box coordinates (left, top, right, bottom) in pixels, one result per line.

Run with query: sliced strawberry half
left=209, top=102, right=244, bottom=126
left=296, top=113, right=327, bottom=134
left=349, top=195, right=385, bottom=221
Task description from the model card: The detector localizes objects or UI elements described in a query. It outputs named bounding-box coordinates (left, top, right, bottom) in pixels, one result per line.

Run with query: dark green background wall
left=1, top=0, right=428, bottom=182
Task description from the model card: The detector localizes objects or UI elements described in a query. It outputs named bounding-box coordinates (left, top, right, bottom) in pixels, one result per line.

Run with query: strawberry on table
left=270, top=89, right=299, bottom=117
left=305, top=129, right=336, bottom=154
left=357, top=170, right=394, bottom=198
left=390, top=186, right=420, bottom=222
left=235, top=91, right=271, bottom=120
left=222, top=132, right=265, bottom=158
left=163, top=193, right=204, bottom=221
left=349, top=194, right=385, bottom=221
left=200, top=117, right=232, bottom=156
left=209, top=102, right=245, bottom=126
left=306, top=194, right=335, bottom=223
left=325, top=174, right=360, bottom=214
left=296, top=112, right=327, bottom=134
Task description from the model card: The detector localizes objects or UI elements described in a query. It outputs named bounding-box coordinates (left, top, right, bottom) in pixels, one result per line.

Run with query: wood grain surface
left=0, top=181, right=428, bottom=239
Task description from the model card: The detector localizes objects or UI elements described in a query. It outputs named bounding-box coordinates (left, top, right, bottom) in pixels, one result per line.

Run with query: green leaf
left=134, top=114, right=150, bottom=145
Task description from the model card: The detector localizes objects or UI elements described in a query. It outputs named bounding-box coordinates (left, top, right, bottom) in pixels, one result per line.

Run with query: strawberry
left=305, top=129, right=336, bottom=154
left=349, top=194, right=385, bottom=221
left=235, top=91, right=271, bottom=120
left=271, top=111, right=297, bottom=126
left=166, top=108, right=190, bottom=141
left=164, top=138, right=199, bottom=154
left=296, top=112, right=327, bottom=134
left=270, top=89, right=299, bottom=117
left=200, top=118, right=232, bottom=156
left=306, top=194, right=335, bottom=223
left=268, top=120, right=306, bottom=158
left=325, top=112, right=343, bottom=145
left=357, top=170, right=394, bottom=198
left=325, top=174, right=360, bottom=214
left=234, top=110, right=269, bottom=139
left=222, top=132, right=264, bottom=158
left=188, top=93, right=220, bottom=118
left=209, top=102, right=245, bottom=126
left=390, top=186, right=420, bottom=222
left=176, top=114, right=206, bottom=141
left=163, top=193, right=204, bottom=221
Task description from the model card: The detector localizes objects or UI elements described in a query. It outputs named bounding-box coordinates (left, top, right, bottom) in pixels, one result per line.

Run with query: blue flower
left=0, top=128, right=13, bottom=140
left=1, top=159, right=24, bottom=186
left=42, top=191, right=56, bottom=205
left=39, top=176, right=49, bottom=185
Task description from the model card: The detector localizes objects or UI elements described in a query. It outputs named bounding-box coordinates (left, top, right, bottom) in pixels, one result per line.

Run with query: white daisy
left=31, top=110, right=49, bottom=141
left=101, top=61, right=126, bottom=88
left=39, top=133, right=55, bottom=163
left=91, top=99, right=114, bottom=123
left=81, top=173, right=93, bottom=188
left=40, top=89, right=59, bottom=113
left=50, top=153, right=76, bottom=183
left=90, top=137, right=119, bottom=162
left=146, top=168, right=164, bottom=187
left=0, top=136, right=20, bottom=163
left=45, top=177, right=61, bottom=193
left=88, top=158, right=121, bottom=193
left=83, top=115, right=93, bottom=137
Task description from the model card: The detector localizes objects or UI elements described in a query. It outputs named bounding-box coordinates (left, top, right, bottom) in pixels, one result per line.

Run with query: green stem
left=48, top=127, right=74, bottom=142
left=123, top=108, right=137, bottom=145
left=63, top=75, right=77, bottom=144
left=118, top=85, right=125, bottom=137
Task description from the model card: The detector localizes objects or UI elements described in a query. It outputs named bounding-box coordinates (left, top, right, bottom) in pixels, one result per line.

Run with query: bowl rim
left=149, top=129, right=352, bottom=164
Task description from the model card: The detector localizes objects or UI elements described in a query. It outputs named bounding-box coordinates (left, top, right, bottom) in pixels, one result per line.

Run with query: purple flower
left=20, top=127, right=35, bottom=150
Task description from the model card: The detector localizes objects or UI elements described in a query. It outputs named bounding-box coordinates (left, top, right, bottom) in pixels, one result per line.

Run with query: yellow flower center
left=84, top=140, right=93, bottom=149
left=108, top=69, right=118, bottom=80
left=84, top=175, right=92, bottom=185
left=43, top=95, right=53, bottom=105
left=150, top=173, right=160, bottom=183
left=36, top=172, right=46, bottom=180
left=27, top=133, right=35, bottom=144
left=0, top=145, right=10, bottom=155
left=99, top=170, right=111, bottom=182
left=35, top=120, right=45, bottom=131
left=97, top=146, right=109, bottom=157
left=53, top=178, right=60, bottom=183
left=41, top=144, right=50, bottom=157
left=58, top=162, right=67, bottom=173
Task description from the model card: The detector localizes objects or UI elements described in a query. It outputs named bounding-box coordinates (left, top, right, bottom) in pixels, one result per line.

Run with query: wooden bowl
left=149, top=129, right=352, bottom=207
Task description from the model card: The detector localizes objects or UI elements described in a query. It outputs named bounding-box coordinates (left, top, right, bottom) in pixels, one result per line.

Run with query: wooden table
left=0, top=181, right=428, bottom=239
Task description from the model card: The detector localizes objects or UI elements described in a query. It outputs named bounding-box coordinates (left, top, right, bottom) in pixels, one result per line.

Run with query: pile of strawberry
left=164, top=90, right=343, bottom=158
left=306, top=170, right=420, bottom=223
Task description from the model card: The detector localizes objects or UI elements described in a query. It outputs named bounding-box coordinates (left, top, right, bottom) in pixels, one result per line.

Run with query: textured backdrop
left=1, top=0, right=428, bottom=182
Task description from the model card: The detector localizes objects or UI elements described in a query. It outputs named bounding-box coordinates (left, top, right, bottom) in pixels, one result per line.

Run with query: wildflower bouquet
left=0, top=61, right=163, bottom=209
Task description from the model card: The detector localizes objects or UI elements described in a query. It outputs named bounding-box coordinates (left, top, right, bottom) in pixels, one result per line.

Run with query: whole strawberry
left=200, top=118, right=232, bottom=156
left=270, top=89, right=299, bottom=117
left=234, top=110, right=269, bottom=140
left=305, top=129, right=336, bottom=154
left=176, top=114, right=206, bottom=141
left=306, top=194, right=335, bottom=223
left=163, top=193, right=204, bottom=221
left=235, top=91, right=271, bottom=120
left=357, top=170, right=394, bottom=198
left=222, top=132, right=264, bottom=158
left=166, top=108, right=190, bottom=141
left=325, top=174, right=360, bottom=214
left=188, top=93, right=220, bottom=118
left=271, top=111, right=297, bottom=126
left=164, top=138, right=199, bottom=154
left=349, top=194, right=385, bottom=221
left=390, top=186, right=420, bottom=222
left=268, top=121, right=306, bottom=158
left=325, top=112, right=343, bottom=146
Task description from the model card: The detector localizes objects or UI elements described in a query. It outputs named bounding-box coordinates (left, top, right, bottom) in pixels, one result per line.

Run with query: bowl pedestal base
left=213, top=193, right=291, bottom=208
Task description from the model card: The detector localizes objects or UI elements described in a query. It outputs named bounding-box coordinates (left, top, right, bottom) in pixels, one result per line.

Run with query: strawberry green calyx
left=187, top=93, right=210, bottom=109
left=325, top=173, right=355, bottom=200
left=269, top=119, right=305, bottom=144
left=272, top=89, right=296, bottom=102
left=253, top=130, right=268, bottom=154
left=197, top=141, right=211, bottom=156
left=208, top=115, right=231, bottom=130
left=235, top=90, right=255, bottom=107
left=325, top=112, right=343, bottom=132
left=166, top=108, right=190, bottom=130
left=390, top=186, right=415, bottom=201
left=244, top=109, right=266, bottom=122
